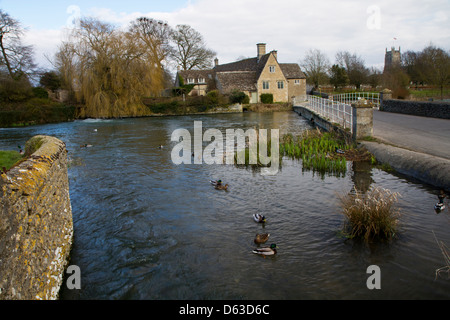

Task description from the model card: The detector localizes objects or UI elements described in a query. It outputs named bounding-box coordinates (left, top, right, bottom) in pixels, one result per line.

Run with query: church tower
left=384, top=47, right=401, bottom=72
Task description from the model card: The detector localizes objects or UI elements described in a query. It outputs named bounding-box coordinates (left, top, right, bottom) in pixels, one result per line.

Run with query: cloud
left=23, top=0, right=450, bottom=72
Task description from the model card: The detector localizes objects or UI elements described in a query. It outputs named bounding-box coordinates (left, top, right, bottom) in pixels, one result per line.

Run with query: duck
left=210, top=180, right=228, bottom=190
left=252, top=244, right=277, bottom=256
left=158, top=145, right=164, bottom=149
left=215, top=183, right=229, bottom=190
left=80, top=144, right=93, bottom=148
left=253, top=213, right=267, bottom=223
left=254, top=233, right=270, bottom=244
left=435, top=190, right=446, bottom=212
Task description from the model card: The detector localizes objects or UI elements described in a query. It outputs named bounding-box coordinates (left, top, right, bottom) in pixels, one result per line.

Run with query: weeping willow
left=55, top=18, right=165, bottom=118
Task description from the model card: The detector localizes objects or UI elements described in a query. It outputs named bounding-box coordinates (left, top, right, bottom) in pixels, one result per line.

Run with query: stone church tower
left=384, top=47, right=401, bottom=72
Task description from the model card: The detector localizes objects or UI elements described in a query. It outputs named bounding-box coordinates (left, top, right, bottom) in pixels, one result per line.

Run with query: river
left=1, top=111, right=449, bottom=299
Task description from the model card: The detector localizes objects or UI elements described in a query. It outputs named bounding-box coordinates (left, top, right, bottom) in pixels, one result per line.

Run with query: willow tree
left=55, top=18, right=165, bottom=118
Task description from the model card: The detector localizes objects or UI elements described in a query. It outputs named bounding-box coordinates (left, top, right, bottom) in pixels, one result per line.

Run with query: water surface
left=1, top=112, right=449, bottom=299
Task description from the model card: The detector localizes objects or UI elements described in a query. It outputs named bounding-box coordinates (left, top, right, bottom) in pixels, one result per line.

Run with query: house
left=174, top=43, right=306, bottom=103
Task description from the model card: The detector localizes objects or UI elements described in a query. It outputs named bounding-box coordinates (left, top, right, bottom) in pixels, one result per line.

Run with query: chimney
left=257, top=43, right=266, bottom=61
left=272, top=50, right=277, bottom=61
left=214, top=58, right=219, bottom=67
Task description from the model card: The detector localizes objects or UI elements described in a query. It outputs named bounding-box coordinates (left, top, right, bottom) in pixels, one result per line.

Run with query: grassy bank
left=244, top=103, right=292, bottom=112
left=0, top=150, right=24, bottom=170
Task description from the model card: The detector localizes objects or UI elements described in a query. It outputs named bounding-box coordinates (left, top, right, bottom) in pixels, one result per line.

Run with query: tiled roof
left=279, top=63, right=306, bottom=79
left=216, top=71, right=257, bottom=93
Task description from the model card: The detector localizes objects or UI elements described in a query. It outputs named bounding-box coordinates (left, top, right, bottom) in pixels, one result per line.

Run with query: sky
left=1, top=0, right=449, bottom=75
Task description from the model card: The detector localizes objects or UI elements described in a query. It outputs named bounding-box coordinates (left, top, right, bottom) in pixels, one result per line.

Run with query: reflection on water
left=0, top=112, right=449, bottom=300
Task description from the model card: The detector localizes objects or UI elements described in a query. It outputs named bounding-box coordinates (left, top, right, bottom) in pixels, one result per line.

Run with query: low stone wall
left=380, top=99, right=450, bottom=119
left=0, top=136, right=73, bottom=300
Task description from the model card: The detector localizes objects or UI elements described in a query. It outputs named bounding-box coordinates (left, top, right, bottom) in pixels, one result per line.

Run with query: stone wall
left=0, top=135, right=73, bottom=300
left=380, top=99, right=450, bottom=119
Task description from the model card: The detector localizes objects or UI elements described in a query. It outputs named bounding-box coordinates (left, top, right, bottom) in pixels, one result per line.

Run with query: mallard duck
left=253, top=213, right=266, bottom=223
left=158, top=145, right=164, bottom=149
left=254, top=233, right=270, bottom=244
left=80, top=144, right=93, bottom=148
left=435, top=190, right=446, bottom=212
left=211, top=180, right=228, bottom=190
left=215, top=184, right=228, bottom=190
left=252, top=244, right=277, bottom=256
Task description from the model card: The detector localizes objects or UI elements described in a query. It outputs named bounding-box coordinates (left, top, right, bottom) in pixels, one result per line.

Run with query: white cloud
left=23, top=0, right=450, bottom=72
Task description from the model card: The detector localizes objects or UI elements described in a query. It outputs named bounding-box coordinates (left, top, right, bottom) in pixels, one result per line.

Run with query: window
left=277, top=81, right=284, bottom=89
left=198, top=78, right=205, bottom=84
left=263, top=81, right=270, bottom=90
left=269, top=66, right=276, bottom=73
left=294, top=80, right=300, bottom=85
left=187, top=78, right=195, bottom=84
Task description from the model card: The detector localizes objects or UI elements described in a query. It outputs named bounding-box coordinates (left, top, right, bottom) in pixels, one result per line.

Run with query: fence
left=306, top=94, right=353, bottom=132
left=331, top=92, right=380, bottom=109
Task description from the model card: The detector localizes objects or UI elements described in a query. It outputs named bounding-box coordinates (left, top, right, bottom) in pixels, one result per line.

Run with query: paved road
left=373, top=110, right=450, bottom=160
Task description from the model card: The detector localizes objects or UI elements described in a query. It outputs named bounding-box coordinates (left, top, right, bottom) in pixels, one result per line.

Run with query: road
left=373, top=110, right=450, bottom=160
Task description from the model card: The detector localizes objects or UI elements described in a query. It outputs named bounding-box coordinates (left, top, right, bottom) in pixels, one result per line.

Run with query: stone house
left=175, top=43, right=306, bottom=103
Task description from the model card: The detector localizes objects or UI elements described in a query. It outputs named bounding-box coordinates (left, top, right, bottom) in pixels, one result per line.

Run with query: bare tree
left=0, top=9, right=37, bottom=80
left=335, top=51, right=369, bottom=89
left=170, top=24, right=216, bottom=70
left=301, top=49, right=330, bottom=90
left=417, top=45, right=450, bottom=99
left=129, top=17, right=173, bottom=68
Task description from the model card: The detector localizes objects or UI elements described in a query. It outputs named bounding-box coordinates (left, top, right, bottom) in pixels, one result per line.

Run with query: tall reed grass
left=337, top=186, right=401, bottom=242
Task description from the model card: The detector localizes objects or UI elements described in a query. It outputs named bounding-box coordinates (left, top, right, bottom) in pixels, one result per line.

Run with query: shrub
left=337, top=186, right=401, bottom=242
left=32, top=87, right=49, bottom=99
left=0, top=77, right=33, bottom=102
left=206, top=90, right=220, bottom=105
left=230, top=90, right=249, bottom=104
left=260, top=93, right=273, bottom=104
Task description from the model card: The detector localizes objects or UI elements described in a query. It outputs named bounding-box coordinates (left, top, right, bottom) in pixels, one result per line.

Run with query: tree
left=301, top=49, right=330, bottom=89
left=129, top=17, right=173, bottom=69
left=55, top=17, right=165, bottom=118
left=416, top=45, right=450, bottom=99
left=335, top=51, right=369, bottom=89
left=170, top=24, right=216, bottom=70
left=40, top=71, right=62, bottom=91
left=329, top=64, right=349, bottom=90
left=402, top=50, right=421, bottom=86
left=0, top=9, right=37, bottom=81
left=367, top=67, right=382, bottom=89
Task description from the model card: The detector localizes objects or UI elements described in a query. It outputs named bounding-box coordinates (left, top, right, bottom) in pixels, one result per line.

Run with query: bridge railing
left=330, top=92, right=380, bottom=109
left=306, top=94, right=353, bottom=132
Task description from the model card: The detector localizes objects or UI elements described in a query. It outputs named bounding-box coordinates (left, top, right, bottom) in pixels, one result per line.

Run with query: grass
left=280, top=129, right=349, bottom=176
left=0, top=150, right=24, bottom=171
left=337, top=186, right=401, bottom=242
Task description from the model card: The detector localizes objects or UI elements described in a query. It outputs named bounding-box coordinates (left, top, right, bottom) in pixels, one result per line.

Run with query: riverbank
left=0, top=100, right=76, bottom=128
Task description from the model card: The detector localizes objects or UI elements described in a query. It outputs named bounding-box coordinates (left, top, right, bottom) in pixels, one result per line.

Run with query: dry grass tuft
left=338, top=186, right=402, bottom=242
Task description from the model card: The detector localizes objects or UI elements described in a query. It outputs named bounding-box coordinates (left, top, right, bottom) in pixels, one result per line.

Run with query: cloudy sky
left=1, top=0, right=449, bottom=73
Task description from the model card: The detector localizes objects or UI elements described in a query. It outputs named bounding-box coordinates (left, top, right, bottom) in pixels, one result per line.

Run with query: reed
left=433, top=231, right=450, bottom=280
left=280, top=129, right=348, bottom=176
left=337, top=186, right=401, bottom=242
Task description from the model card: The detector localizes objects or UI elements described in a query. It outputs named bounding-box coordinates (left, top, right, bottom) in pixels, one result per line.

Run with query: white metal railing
left=306, top=94, right=353, bottom=132
left=331, top=92, right=380, bottom=109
